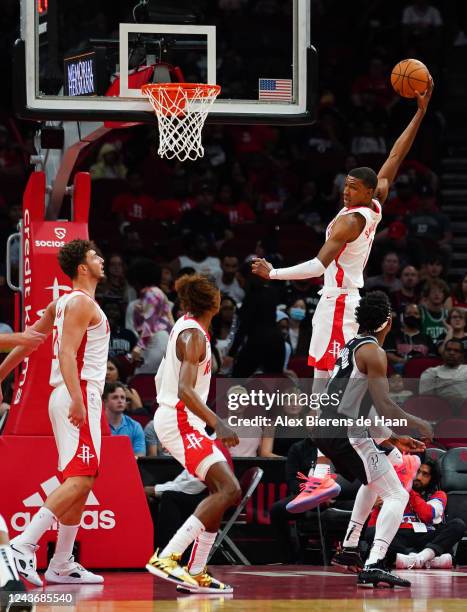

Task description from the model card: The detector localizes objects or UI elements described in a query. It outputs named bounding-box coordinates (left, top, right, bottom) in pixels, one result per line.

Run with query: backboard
left=16, top=0, right=316, bottom=125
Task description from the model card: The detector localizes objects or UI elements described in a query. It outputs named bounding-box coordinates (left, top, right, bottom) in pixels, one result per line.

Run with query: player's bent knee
left=223, top=481, right=241, bottom=506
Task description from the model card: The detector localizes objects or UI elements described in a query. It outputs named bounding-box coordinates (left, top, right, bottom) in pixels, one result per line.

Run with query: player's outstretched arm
left=0, top=329, right=46, bottom=351
left=0, top=301, right=56, bottom=395
left=375, top=78, right=434, bottom=205
left=177, top=329, right=239, bottom=448
left=362, top=343, right=433, bottom=440
left=59, top=296, right=96, bottom=428
left=252, top=214, right=364, bottom=281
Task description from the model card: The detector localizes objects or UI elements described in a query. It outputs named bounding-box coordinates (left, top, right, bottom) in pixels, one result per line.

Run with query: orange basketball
left=391, top=59, right=430, bottom=98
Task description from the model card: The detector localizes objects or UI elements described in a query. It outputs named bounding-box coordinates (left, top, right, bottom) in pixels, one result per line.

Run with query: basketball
left=391, top=58, right=431, bottom=98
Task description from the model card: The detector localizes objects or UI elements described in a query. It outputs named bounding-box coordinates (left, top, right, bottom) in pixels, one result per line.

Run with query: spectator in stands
left=446, top=273, right=467, bottom=311
left=121, top=225, right=146, bottom=266
left=131, top=285, right=174, bottom=374
left=215, top=255, right=245, bottom=304
left=225, top=385, right=271, bottom=457
left=420, top=279, right=449, bottom=342
left=105, top=359, right=142, bottom=411
left=385, top=303, right=435, bottom=373
left=97, top=253, right=136, bottom=305
left=144, top=421, right=170, bottom=457
left=365, top=252, right=402, bottom=292
left=269, top=438, right=317, bottom=563
left=351, top=120, right=387, bottom=156
left=419, top=339, right=467, bottom=409
left=384, top=174, right=420, bottom=218
left=280, top=277, right=323, bottom=320
left=401, top=0, right=443, bottom=63
left=437, top=309, right=467, bottom=356
left=276, top=310, right=293, bottom=372
left=214, top=183, right=255, bottom=225
left=90, top=143, right=127, bottom=180
left=212, top=296, right=238, bottom=374
left=103, top=382, right=145, bottom=457
left=388, top=373, right=413, bottom=405
left=103, top=299, right=138, bottom=360
left=228, top=271, right=284, bottom=377
left=365, top=459, right=464, bottom=570
left=106, top=358, right=121, bottom=384
left=390, top=265, right=421, bottom=317
left=172, top=234, right=222, bottom=277
left=179, top=184, right=231, bottom=246
left=282, top=180, right=328, bottom=229
left=407, top=186, right=452, bottom=258
left=111, top=170, right=156, bottom=223
left=159, top=266, right=175, bottom=302
left=287, top=298, right=313, bottom=357
left=351, top=58, right=395, bottom=110
left=419, top=254, right=446, bottom=284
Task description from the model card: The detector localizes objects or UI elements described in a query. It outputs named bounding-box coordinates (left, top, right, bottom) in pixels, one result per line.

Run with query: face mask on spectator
left=290, top=307, right=306, bottom=321
left=404, top=315, right=420, bottom=329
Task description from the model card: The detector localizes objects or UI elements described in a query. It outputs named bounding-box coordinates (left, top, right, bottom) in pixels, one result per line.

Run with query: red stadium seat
left=434, top=419, right=467, bottom=449
left=404, top=357, right=443, bottom=379
left=457, top=401, right=467, bottom=419
left=127, top=373, right=156, bottom=408
left=130, top=413, right=152, bottom=429
left=288, top=356, right=313, bottom=378
left=403, top=395, right=452, bottom=424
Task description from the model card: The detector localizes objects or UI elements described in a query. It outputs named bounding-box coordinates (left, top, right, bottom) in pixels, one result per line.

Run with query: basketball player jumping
left=309, top=292, right=432, bottom=587
left=146, top=274, right=241, bottom=594
left=0, top=239, right=109, bottom=586
left=253, top=81, right=433, bottom=507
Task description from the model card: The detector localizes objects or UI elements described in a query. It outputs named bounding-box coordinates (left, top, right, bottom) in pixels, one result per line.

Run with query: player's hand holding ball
left=68, top=397, right=87, bottom=428
left=252, top=257, right=273, bottom=280
left=391, top=58, right=434, bottom=114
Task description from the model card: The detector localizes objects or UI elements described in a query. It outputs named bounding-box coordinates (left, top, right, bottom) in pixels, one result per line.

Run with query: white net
left=143, top=83, right=221, bottom=162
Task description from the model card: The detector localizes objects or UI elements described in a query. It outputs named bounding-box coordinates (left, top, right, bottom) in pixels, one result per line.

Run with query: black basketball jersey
left=324, top=335, right=379, bottom=420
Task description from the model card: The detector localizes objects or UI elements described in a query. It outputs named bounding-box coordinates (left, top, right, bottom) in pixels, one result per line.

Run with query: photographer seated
left=364, top=458, right=465, bottom=569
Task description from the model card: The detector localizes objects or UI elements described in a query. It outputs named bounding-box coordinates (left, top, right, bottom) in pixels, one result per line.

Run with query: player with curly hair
left=146, top=274, right=241, bottom=594
left=0, top=239, right=108, bottom=587
left=286, top=291, right=433, bottom=587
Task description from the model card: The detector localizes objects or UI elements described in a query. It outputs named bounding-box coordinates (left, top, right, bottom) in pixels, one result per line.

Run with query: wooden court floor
left=23, top=565, right=467, bottom=611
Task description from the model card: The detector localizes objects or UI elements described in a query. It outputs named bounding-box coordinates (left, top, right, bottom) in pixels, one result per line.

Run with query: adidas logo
left=11, top=476, right=115, bottom=532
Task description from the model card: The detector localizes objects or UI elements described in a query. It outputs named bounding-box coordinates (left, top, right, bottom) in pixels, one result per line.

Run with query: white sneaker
left=10, top=538, right=43, bottom=586
left=44, top=556, right=104, bottom=584
left=427, top=553, right=453, bottom=569
left=395, top=552, right=424, bottom=569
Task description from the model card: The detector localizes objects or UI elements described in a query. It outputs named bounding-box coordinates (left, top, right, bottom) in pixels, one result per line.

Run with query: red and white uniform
left=49, top=290, right=109, bottom=478
left=153, top=314, right=226, bottom=480
left=309, top=200, right=382, bottom=371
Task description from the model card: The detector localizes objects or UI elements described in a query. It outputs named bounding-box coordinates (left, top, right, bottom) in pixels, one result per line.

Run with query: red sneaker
left=286, top=472, right=341, bottom=513
left=394, top=454, right=421, bottom=491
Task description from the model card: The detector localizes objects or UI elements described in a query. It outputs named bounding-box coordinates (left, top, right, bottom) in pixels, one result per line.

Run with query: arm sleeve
left=409, top=490, right=438, bottom=524
left=269, top=258, right=326, bottom=281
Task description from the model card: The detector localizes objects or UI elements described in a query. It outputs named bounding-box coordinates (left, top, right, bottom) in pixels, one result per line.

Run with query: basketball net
left=142, top=83, right=221, bottom=162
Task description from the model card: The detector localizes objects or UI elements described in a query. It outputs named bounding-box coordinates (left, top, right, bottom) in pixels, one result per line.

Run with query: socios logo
left=54, top=227, right=67, bottom=240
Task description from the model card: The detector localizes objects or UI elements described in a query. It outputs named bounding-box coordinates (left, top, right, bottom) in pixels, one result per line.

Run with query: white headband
left=375, top=317, right=391, bottom=333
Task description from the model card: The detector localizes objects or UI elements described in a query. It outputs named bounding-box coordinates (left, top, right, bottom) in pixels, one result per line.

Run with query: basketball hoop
left=142, top=83, right=221, bottom=162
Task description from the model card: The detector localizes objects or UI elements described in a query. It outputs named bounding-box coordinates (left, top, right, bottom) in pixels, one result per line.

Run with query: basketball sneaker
left=285, top=472, right=341, bottom=513
left=331, top=545, right=364, bottom=572
left=9, top=539, right=42, bottom=587
left=394, top=454, right=421, bottom=492
left=44, top=556, right=103, bottom=584
left=357, top=559, right=411, bottom=588
left=176, top=567, right=233, bottom=594
left=426, top=553, right=453, bottom=569
left=146, top=550, right=198, bottom=587
left=396, top=552, right=424, bottom=569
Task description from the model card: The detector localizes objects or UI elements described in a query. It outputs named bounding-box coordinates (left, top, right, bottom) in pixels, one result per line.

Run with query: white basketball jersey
left=324, top=200, right=382, bottom=289
left=155, top=315, right=212, bottom=409
left=50, top=290, right=110, bottom=393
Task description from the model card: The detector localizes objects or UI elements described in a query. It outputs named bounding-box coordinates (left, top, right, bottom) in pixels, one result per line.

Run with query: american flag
left=258, top=78, right=293, bottom=102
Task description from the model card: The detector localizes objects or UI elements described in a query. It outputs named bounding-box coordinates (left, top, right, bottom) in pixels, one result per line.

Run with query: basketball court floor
left=24, top=565, right=467, bottom=611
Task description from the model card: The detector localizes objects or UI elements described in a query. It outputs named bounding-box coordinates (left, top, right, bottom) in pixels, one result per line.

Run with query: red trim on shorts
left=176, top=400, right=215, bottom=476
left=309, top=294, right=347, bottom=371
left=62, top=380, right=100, bottom=479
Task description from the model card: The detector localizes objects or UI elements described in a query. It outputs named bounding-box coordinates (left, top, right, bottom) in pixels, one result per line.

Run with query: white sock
left=366, top=469, right=409, bottom=566
left=15, top=507, right=56, bottom=546
left=160, top=515, right=205, bottom=558
left=187, top=531, right=217, bottom=575
left=343, top=484, right=377, bottom=548
left=417, top=548, right=435, bottom=564
left=313, top=462, right=331, bottom=479
left=0, top=545, right=20, bottom=586
left=51, top=524, right=79, bottom=566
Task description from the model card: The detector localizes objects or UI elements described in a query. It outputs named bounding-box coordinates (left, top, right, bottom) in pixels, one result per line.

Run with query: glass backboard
left=16, top=0, right=316, bottom=124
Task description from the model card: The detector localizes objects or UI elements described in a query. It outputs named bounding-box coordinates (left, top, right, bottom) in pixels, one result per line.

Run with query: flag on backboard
left=258, top=78, right=293, bottom=102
